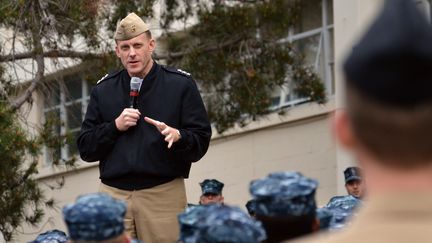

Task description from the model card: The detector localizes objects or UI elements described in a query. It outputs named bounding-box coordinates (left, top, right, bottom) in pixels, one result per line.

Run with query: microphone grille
left=130, top=77, right=143, bottom=91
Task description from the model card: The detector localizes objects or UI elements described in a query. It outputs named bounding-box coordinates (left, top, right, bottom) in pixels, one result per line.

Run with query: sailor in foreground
left=291, top=0, right=432, bottom=242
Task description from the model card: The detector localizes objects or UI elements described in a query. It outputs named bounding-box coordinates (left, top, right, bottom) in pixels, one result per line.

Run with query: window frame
left=42, top=77, right=91, bottom=166
left=269, top=0, right=334, bottom=111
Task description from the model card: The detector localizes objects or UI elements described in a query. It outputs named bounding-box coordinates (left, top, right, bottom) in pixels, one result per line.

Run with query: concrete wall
left=333, top=0, right=383, bottom=194
left=14, top=165, right=98, bottom=242
left=185, top=103, right=337, bottom=208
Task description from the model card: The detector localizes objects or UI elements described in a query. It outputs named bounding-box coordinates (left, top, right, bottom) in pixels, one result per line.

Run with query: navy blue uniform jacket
left=77, top=62, right=212, bottom=190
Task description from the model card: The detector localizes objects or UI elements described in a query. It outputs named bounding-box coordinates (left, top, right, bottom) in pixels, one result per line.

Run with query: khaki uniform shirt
left=290, top=192, right=432, bottom=243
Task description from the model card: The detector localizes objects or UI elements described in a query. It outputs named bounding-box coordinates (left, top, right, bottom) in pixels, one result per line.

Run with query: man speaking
left=77, top=12, right=212, bottom=243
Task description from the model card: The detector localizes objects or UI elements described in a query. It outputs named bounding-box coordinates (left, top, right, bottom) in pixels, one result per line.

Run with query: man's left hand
left=144, top=116, right=181, bottom=149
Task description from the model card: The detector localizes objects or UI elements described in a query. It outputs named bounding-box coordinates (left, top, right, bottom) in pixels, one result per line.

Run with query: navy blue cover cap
left=178, top=204, right=266, bottom=243
left=178, top=205, right=209, bottom=243
left=344, top=166, right=362, bottom=183
left=199, top=204, right=267, bottom=243
left=326, top=195, right=362, bottom=230
left=249, top=171, right=318, bottom=217
left=200, top=179, right=224, bottom=195
left=62, top=193, right=126, bottom=241
left=28, top=230, right=68, bottom=243
left=344, top=0, right=432, bottom=107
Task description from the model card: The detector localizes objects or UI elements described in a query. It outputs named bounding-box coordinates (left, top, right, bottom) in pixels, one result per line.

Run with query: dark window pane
left=44, top=81, right=61, bottom=107
left=45, top=109, right=61, bottom=135
left=67, top=130, right=79, bottom=156
left=87, top=80, right=95, bottom=93
left=326, top=0, right=333, bottom=25
left=294, top=0, right=322, bottom=34
left=270, top=96, right=281, bottom=108
left=65, top=77, right=82, bottom=102
left=53, top=146, right=61, bottom=162
left=293, top=34, right=320, bottom=67
left=66, top=102, right=82, bottom=129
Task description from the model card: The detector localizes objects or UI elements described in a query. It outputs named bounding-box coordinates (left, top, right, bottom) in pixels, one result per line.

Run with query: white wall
left=333, top=0, right=384, bottom=194
left=186, top=107, right=336, bottom=208
left=17, top=165, right=100, bottom=243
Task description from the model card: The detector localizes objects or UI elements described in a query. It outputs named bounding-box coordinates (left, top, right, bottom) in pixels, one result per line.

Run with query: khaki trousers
left=99, top=178, right=187, bottom=243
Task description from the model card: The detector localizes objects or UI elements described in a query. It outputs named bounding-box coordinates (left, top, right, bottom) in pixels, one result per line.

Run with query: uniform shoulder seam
left=161, top=65, right=192, bottom=78
left=96, top=70, right=123, bottom=84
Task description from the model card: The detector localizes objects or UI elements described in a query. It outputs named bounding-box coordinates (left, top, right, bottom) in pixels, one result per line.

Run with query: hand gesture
left=115, top=108, right=141, bottom=131
left=144, top=116, right=181, bottom=148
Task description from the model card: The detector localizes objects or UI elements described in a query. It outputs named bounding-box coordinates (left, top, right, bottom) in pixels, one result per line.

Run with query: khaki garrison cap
left=114, top=12, right=149, bottom=40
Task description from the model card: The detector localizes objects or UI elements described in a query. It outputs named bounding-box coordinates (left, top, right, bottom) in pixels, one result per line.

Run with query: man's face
left=115, top=33, right=155, bottom=77
left=199, top=193, right=224, bottom=205
left=345, top=179, right=363, bottom=198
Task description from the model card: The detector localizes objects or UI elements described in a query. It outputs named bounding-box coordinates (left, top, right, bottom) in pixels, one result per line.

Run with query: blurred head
left=345, top=179, right=363, bottom=198
left=325, top=195, right=362, bottom=230
left=178, top=204, right=266, bottom=243
left=315, top=208, right=333, bottom=230
left=62, top=193, right=128, bottom=243
left=199, top=179, right=224, bottom=205
left=199, top=193, right=224, bottom=205
left=29, top=229, right=68, bottom=243
left=245, top=199, right=257, bottom=217
left=338, top=0, right=432, bottom=169
left=178, top=205, right=208, bottom=243
left=114, top=13, right=155, bottom=78
left=343, top=167, right=364, bottom=198
left=249, top=171, right=319, bottom=242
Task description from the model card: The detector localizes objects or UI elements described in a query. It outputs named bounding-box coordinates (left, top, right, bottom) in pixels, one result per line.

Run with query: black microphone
left=129, top=77, right=143, bottom=108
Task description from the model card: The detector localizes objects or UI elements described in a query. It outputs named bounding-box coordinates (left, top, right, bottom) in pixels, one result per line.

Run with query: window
left=43, top=76, right=93, bottom=165
left=269, top=0, right=334, bottom=110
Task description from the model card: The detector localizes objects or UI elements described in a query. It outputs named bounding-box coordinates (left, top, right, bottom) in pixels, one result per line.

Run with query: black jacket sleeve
left=77, top=87, right=121, bottom=162
left=171, top=79, right=212, bottom=162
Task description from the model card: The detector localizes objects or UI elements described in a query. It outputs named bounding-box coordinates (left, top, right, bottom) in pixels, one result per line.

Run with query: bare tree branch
left=1, top=35, right=243, bottom=62
left=9, top=5, right=46, bottom=111
left=154, top=35, right=243, bottom=60
left=9, top=53, right=43, bottom=110
left=0, top=50, right=112, bottom=62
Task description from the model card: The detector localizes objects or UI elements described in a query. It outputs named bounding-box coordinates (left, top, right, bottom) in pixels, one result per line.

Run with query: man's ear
left=149, top=38, right=156, bottom=52
left=115, top=45, right=121, bottom=58
left=333, top=110, right=356, bottom=150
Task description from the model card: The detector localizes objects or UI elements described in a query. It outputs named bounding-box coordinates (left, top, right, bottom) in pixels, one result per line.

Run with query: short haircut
left=346, top=83, right=432, bottom=168
left=144, top=30, right=152, bottom=39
